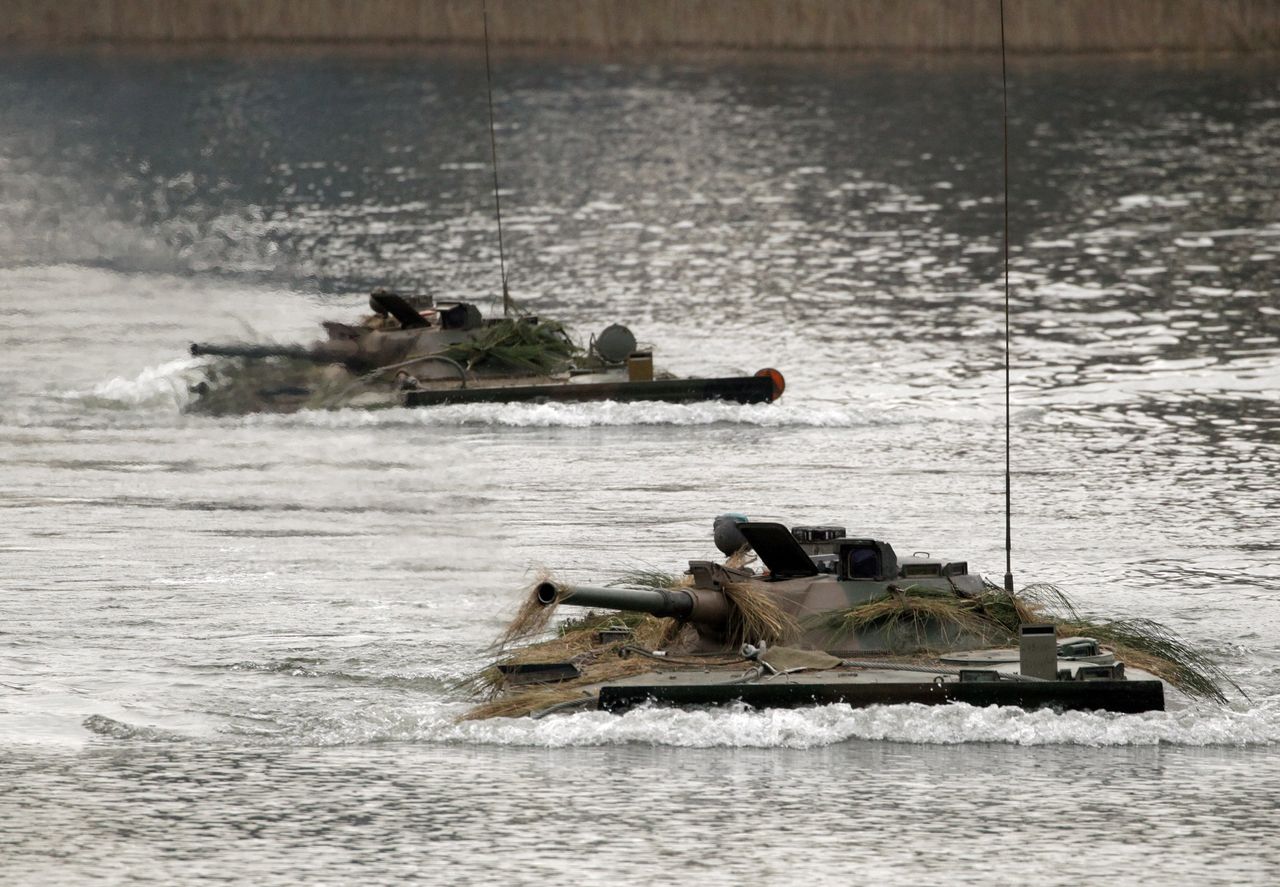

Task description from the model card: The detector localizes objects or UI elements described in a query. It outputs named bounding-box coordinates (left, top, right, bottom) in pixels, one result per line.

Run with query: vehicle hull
left=404, top=374, right=777, bottom=406
left=598, top=676, right=1165, bottom=714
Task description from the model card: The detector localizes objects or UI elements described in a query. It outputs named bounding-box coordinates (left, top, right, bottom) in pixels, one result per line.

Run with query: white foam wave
left=0, top=163, right=295, bottom=276
left=451, top=702, right=1280, bottom=748
left=277, top=699, right=1280, bottom=749
left=70, top=357, right=201, bottom=409
left=83, top=714, right=188, bottom=743
left=248, top=399, right=876, bottom=429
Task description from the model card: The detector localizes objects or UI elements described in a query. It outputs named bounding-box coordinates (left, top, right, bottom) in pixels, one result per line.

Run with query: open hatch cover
left=738, top=522, right=819, bottom=580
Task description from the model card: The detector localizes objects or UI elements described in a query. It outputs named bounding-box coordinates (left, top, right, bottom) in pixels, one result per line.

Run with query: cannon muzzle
left=535, top=581, right=729, bottom=626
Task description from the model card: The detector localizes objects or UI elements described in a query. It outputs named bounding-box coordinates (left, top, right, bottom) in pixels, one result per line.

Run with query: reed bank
left=3, top=0, right=1279, bottom=53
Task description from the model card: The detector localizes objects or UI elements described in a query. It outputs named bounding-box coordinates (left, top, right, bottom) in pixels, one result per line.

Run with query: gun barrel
left=189, top=341, right=358, bottom=365
left=536, top=582, right=695, bottom=619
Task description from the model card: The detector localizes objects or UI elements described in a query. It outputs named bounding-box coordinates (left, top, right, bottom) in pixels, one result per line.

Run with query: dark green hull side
left=404, top=374, right=776, bottom=407
left=599, top=679, right=1165, bottom=715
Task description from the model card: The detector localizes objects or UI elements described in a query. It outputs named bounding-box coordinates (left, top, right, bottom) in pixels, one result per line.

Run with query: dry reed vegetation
left=5, top=1, right=1279, bottom=52
left=495, top=568, right=562, bottom=647
left=464, top=569, right=793, bottom=719
left=462, top=570, right=686, bottom=719
left=463, top=610, right=699, bottom=720
left=722, top=580, right=800, bottom=648
left=465, top=571, right=1236, bottom=719
left=821, top=582, right=1237, bottom=702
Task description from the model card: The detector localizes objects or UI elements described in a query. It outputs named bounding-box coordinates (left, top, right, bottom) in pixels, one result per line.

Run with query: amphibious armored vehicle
left=467, top=516, right=1235, bottom=719
left=187, top=289, right=784, bottom=415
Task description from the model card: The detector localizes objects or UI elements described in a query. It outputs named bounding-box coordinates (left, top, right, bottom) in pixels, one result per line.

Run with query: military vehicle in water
left=187, top=289, right=784, bottom=415
left=454, top=4, right=1238, bottom=723
left=465, top=515, right=1235, bottom=719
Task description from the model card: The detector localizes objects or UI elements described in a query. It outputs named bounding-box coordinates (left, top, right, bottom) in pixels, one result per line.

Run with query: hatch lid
left=738, top=522, right=819, bottom=580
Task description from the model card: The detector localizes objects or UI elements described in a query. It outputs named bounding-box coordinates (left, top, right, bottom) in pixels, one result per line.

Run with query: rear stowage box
left=1019, top=624, right=1058, bottom=680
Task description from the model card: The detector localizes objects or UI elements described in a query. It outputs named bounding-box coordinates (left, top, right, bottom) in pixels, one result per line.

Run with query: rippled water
left=1, top=48, right=1278, bottom=885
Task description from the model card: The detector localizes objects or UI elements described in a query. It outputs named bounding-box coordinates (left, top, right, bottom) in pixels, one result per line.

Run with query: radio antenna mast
left=1000, top=0, right=1015, bottom=594
left=481, top=0, right=512, bottom=316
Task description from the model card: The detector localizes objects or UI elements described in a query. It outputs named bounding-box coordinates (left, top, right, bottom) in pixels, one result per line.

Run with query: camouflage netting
left=442, top=318, right=580, bottom=374
left=462, top=569, right=782, bottom=720
left=818, top=582, right=1239, bottom=703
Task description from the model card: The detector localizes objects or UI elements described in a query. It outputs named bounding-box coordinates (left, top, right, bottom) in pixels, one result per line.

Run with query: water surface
left=1, top=47, right=1278, bottom=885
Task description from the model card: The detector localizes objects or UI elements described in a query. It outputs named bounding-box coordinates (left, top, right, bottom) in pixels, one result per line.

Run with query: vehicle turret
left=535, top=520, right=991, bottom=655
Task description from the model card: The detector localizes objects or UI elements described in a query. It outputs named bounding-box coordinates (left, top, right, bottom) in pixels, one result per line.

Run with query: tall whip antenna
left=1000, top=0, right=1014, bottom=594
left=481, top=0, right=512, bottom=316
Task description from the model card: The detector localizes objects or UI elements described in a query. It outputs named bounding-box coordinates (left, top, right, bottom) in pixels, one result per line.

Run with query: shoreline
left=4, top=0, right=1279, bottom=55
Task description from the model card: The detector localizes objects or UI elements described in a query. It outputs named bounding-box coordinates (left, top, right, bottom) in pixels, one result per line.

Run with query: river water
left=1, top=47, right=1278, bottom=885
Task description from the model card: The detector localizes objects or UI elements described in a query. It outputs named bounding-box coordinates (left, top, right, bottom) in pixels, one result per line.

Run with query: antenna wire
left=481, top=0, right=512, bottom=316
left=1000, top=0, right=1014, bottom=594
